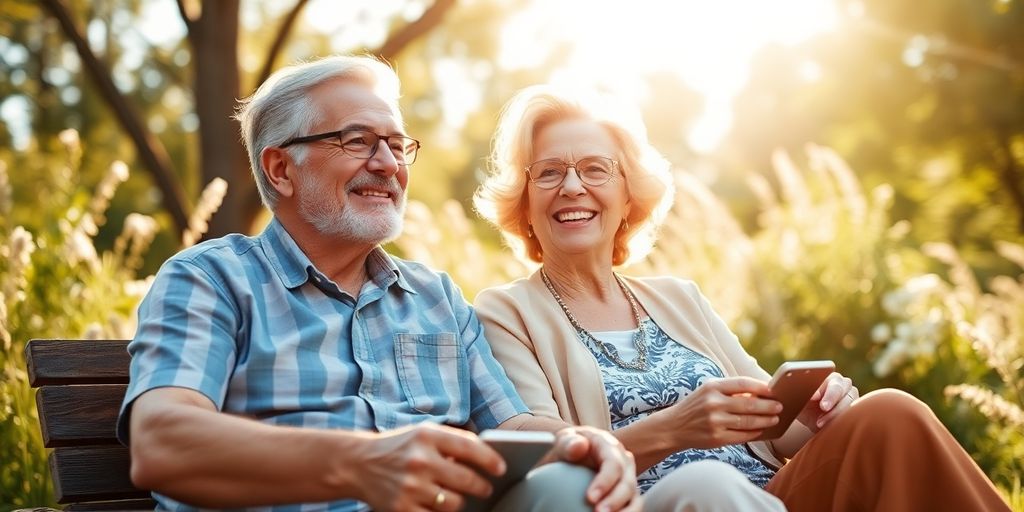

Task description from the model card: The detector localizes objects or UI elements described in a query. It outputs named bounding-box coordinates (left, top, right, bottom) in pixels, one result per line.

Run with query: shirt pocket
left=394, top=333, right=469, bottom=417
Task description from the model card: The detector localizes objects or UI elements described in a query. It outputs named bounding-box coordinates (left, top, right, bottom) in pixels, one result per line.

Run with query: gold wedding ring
left=434, top=490, right=446, bottom=508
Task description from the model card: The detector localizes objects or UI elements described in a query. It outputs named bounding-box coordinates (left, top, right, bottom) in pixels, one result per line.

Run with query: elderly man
left=117, top=55, right=639, bottom=512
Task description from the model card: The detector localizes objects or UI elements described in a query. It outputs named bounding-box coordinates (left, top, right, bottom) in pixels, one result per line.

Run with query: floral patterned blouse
left=588, top=317, right=776, bottom=493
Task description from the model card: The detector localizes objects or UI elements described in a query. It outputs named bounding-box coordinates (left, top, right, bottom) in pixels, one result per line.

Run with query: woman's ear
left=261, top=146, right=294, bottom=198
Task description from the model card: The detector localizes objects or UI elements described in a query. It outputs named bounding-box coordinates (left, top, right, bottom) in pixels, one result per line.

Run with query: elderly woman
left=472, top=85, right=1010, bottom=511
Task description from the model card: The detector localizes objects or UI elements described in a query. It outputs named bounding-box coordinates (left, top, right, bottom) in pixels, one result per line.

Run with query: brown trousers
left=765, top=389, right=1011, bottom=512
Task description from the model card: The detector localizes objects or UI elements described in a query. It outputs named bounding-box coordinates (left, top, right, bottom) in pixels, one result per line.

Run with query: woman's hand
left=797, top=372, right=859, bottom=432
left=662, top=377, right=783, bottom=450
left=552, top=426, right=642, bottom=512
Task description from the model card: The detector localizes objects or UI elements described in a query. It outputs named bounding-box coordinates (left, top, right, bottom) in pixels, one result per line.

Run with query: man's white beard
left=296, top=171, right=406, bottom=245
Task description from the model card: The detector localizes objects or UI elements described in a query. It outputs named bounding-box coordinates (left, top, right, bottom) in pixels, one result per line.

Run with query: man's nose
left=366, top=140, right=400, bottom=176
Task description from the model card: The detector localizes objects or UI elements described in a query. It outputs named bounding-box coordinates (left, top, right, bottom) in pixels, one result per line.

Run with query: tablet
left=753, top=360, right=835, bottom=440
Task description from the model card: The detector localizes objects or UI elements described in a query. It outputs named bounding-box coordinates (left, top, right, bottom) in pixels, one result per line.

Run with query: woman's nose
left=559, top=168, right=587, bottom=196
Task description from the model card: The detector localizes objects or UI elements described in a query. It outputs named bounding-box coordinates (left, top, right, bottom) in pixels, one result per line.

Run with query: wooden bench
left=25, top=339, right=155, bottom=511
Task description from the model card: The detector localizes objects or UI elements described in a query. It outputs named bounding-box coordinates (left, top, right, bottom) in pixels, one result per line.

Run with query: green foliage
left=0, top=132, right=158, bottom=509
left=729, top=0, right=1024, bottom=256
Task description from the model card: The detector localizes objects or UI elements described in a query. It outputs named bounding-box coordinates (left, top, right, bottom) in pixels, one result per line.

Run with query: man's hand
left=353, top=423, right=505, bottom=512
left=552, top=426, right=642, bottom=512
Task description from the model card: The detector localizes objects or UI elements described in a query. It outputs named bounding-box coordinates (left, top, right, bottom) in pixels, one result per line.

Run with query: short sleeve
left=116, top=257, right=241, bottom=444
left=445, top=276, right=529, bottom=431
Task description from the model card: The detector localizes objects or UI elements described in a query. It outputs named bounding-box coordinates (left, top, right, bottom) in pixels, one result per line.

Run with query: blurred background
left=1, top=0, right=1022, bottom=508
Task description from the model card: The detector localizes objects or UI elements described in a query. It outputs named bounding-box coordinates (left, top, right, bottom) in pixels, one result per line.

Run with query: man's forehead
left=310, top=79, right=403, bottom=130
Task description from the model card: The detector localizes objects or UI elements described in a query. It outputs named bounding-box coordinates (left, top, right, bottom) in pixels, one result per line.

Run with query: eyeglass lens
left=339, top=130, right=419, bottom=164
left=528, top=157, right=615, bottom=189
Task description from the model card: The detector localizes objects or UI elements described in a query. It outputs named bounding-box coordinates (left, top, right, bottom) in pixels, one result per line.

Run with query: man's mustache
left=345, top=174, right=403, bottom=199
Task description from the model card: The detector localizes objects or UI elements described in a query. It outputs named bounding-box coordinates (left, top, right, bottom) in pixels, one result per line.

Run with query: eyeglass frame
left=524, top=156, right=620, bottom=189
left=279, top=128, right=421, bottom=165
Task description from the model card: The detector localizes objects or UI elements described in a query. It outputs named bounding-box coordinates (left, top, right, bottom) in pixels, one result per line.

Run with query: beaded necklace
left=540, top=268, right=650, bottom=371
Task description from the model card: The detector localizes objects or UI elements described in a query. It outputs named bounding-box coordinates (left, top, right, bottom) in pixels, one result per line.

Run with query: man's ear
left=261, top=146, right=295, bottom=198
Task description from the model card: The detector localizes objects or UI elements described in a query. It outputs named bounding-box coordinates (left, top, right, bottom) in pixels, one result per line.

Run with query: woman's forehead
left=533, top=119, right=618, bottom=159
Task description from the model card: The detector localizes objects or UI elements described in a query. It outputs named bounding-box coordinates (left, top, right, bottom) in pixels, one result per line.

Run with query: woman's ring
left=434, top=490, right=446, bottom=508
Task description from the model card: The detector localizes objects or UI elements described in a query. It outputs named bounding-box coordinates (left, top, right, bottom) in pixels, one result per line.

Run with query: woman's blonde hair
left=474, top=85, right=674, bottom=266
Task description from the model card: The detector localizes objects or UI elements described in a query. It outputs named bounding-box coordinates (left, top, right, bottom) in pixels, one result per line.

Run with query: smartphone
left=464, top=430, right=555, bottom=511
left=753, top=360, right=835, bottom=440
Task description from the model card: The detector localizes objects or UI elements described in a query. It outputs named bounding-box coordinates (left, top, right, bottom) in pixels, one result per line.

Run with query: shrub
left=0, top=131, right=225, bottom=509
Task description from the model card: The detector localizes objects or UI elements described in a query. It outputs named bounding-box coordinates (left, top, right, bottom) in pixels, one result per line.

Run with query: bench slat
left=64, top=498, right=157, bottom=511
left=50, top=445, right=151, bottom=504
left=26, top=339, right=131, bottom=386
left=36, top=385, right=126, bottom=448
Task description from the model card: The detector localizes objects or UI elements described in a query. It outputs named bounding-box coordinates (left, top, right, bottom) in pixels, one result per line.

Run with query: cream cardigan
left=474, top=270, right=785, bottom=470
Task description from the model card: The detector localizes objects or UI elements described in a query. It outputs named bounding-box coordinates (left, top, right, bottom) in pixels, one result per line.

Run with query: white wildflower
left=881, top=289, right=908, bottom=315
left=904, top=273, right=943, bottom=297
left=779, top=229, right=800, bottom=270
left=945, top=384, right=1024, bottom=427
left=735, top=318, right=757, bottom=340
left=894, top=322, right=912, bottom=341
left=870, top=323, right=891, bottom=343
left=886, top=219, right=911, bottom=241
left=873, top=342, right=908, bottom=377
left=109, top=161, right=129, bottom=182
left=66, top=229, right=99, bottom=271
left=994, top=240, right=1024, bottom=270
left=82, top=323, right=104, bottom=340
left=182, top=178, right=228, bottom=247
left=4, top=227, right=36, bottom=305
left=58, top=128, right=80, bottom=150
left=115, top=213, right=159, bottom=270
left=88, top=161, right=130, bottom=229
left=124, top=276, right=155, bottom=298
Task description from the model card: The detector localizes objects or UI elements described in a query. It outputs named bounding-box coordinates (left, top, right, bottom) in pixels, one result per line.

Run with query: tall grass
left=0, top=131, right=226, bottom=509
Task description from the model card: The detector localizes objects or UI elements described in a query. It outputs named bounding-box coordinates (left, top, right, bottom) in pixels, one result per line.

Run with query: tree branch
left=255, top=0, right=310, bottom=89
left=855, top=17, right=1024, bottom=76
left=374, top=0, right=457, bottom=61
left=40, top=0, right=191, bottom=232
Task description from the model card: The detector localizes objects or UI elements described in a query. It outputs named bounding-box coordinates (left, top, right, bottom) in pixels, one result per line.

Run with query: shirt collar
left=366, top=246, right=417, bottom=295
left=260, top=218, right=416, bottom=294
left=260, top=218, right=316, bottom=289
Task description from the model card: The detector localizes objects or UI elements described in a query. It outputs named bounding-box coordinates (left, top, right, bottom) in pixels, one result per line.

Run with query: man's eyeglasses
left=280, top=129, right=421, bottom=165
left=525, top=156, right=619, bottom=189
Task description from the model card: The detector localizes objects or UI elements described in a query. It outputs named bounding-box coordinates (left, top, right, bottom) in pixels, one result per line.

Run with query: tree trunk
left=191, top=0, right=255, bottom=237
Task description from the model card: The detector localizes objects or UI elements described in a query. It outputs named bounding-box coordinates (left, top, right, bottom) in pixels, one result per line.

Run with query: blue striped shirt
left=117, top=218, right=529, bottom=511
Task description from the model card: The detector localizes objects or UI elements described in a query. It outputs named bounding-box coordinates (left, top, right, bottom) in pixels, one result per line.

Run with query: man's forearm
left=130, top=388, right=370, bottom=507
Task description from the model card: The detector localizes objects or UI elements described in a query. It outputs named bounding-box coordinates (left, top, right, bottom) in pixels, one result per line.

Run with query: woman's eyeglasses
left=525, top=156, right=618, bottom=189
